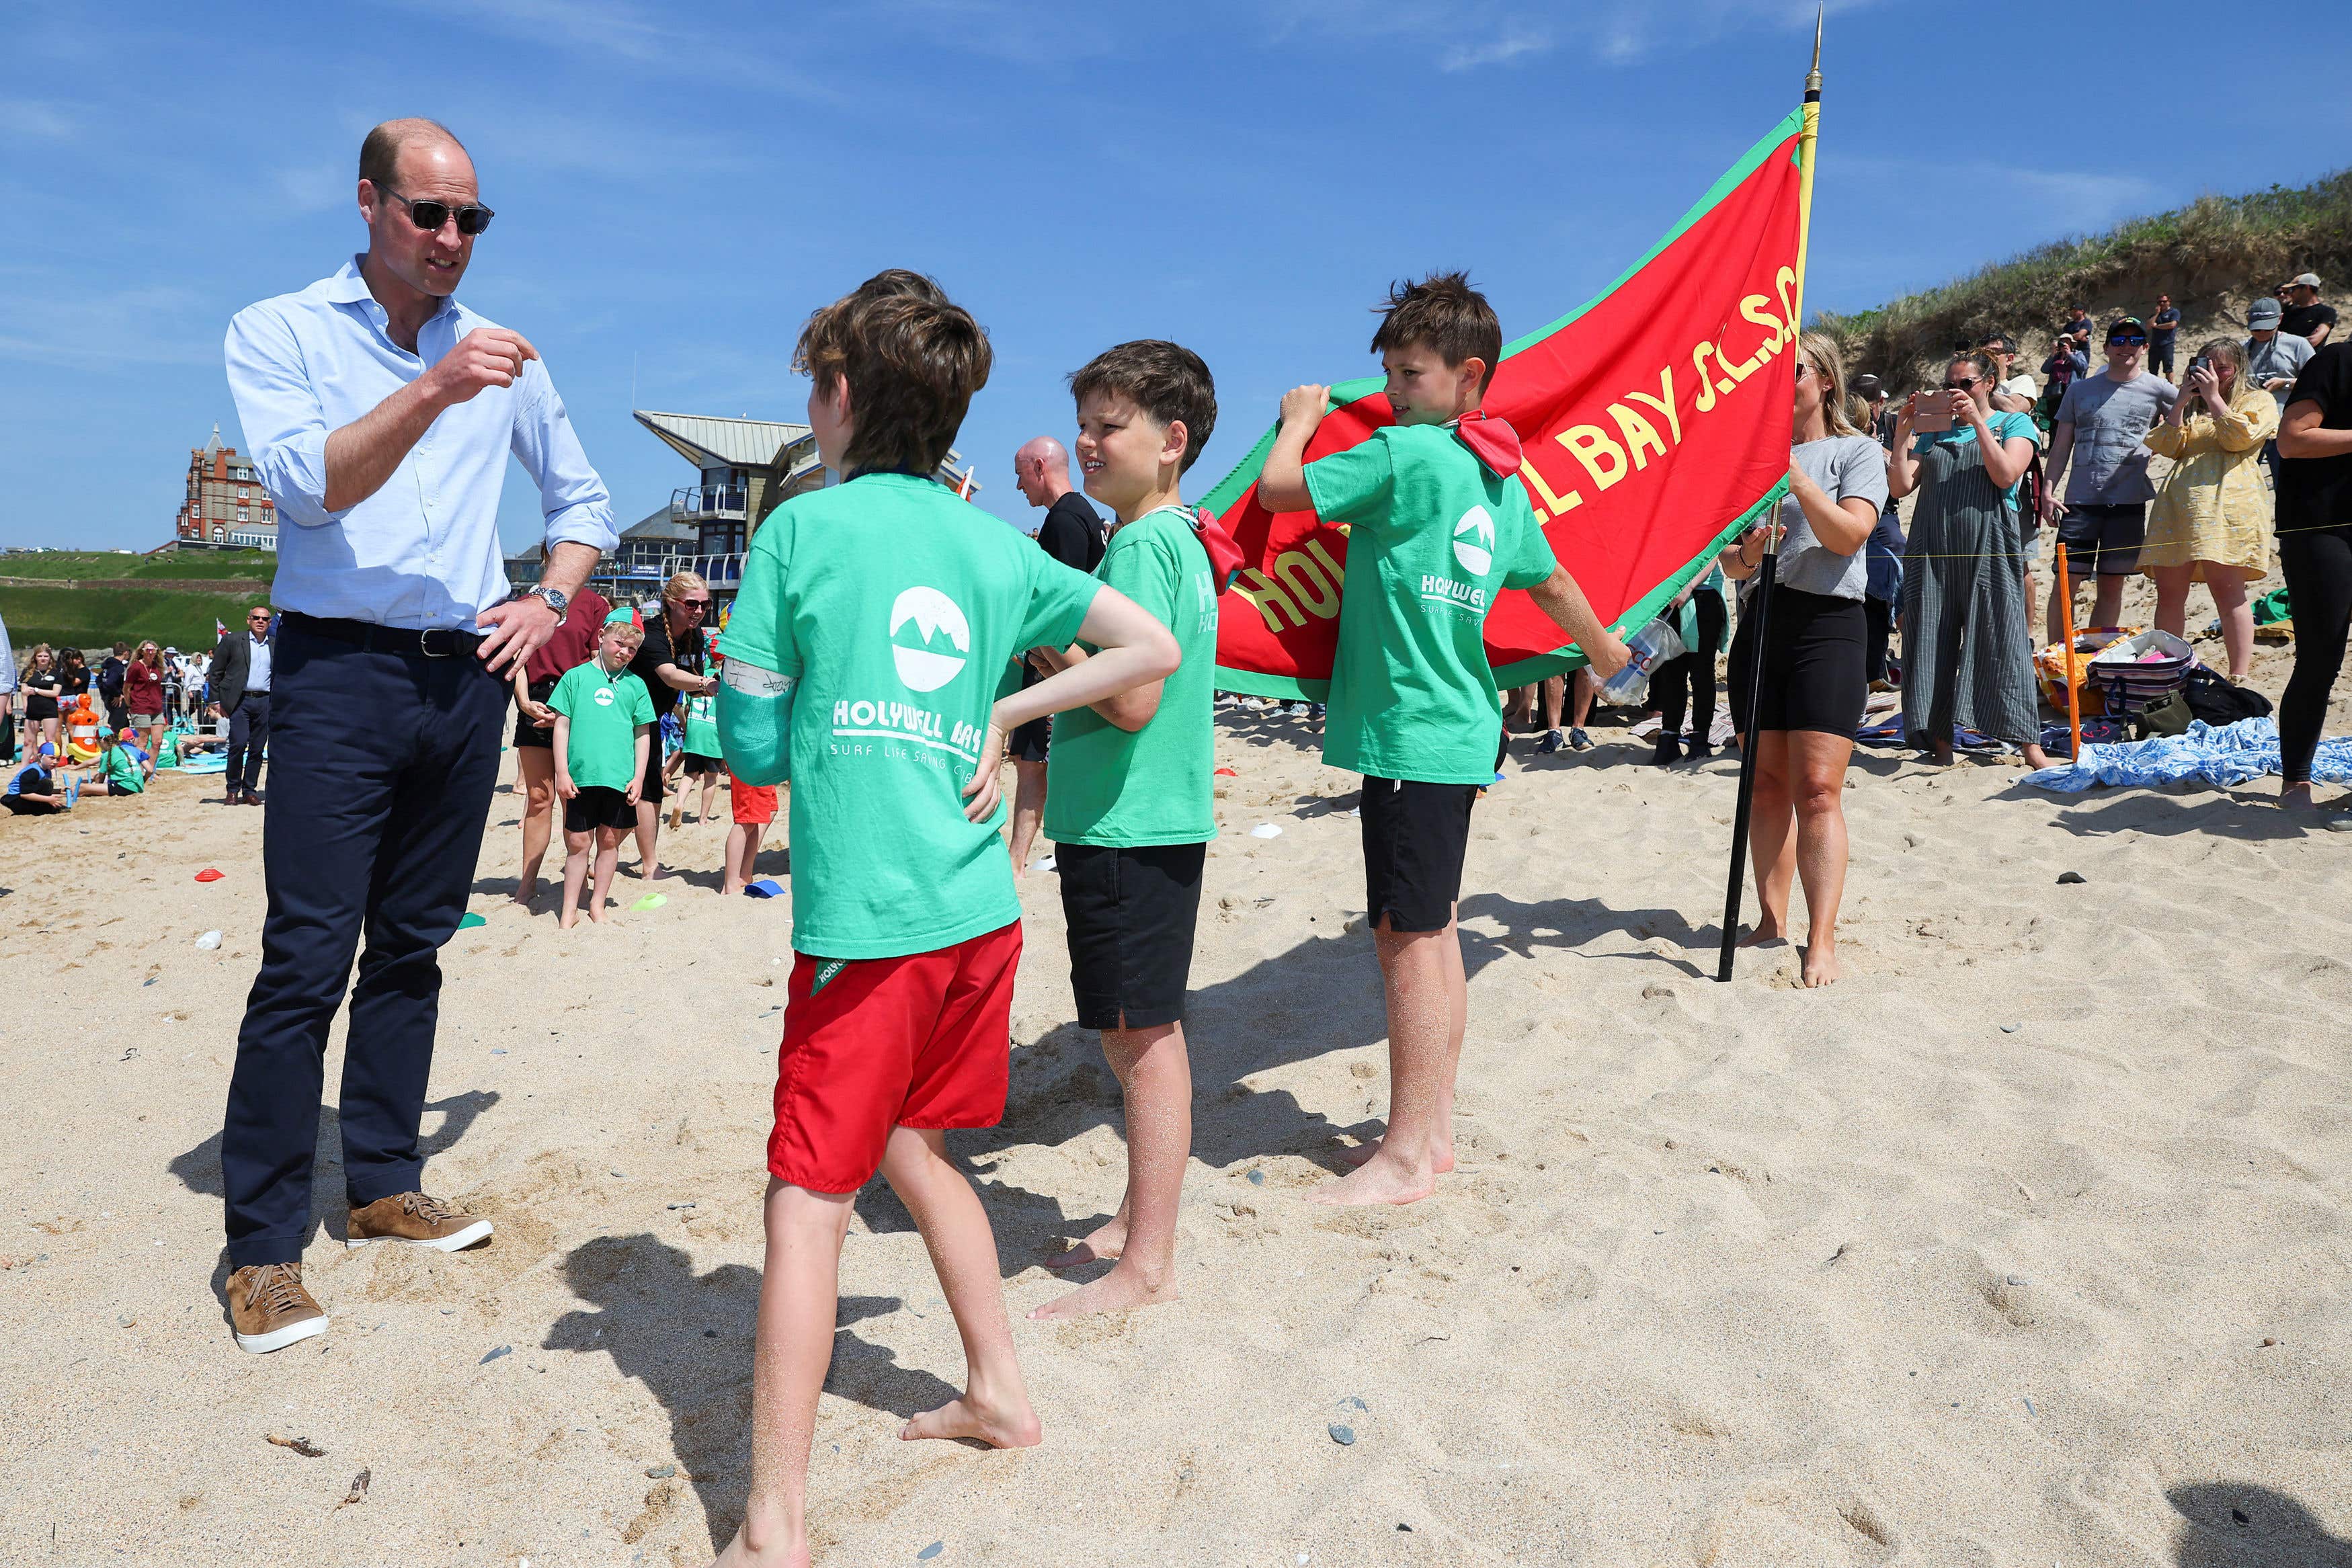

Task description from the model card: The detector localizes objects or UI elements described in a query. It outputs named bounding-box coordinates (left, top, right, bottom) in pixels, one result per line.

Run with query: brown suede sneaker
left=228, top=1262, right=329, bottom=1354
left=346, top=1191, right=493, bottom=1252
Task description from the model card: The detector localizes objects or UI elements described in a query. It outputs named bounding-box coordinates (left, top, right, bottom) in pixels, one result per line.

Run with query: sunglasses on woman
left=376, top=186, right=496, bottom=237
left=1942, top=375, right=1981, bottom=390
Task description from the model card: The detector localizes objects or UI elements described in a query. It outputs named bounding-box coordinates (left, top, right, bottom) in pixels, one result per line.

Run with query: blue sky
left=5, top=0, right=2348, bottom=554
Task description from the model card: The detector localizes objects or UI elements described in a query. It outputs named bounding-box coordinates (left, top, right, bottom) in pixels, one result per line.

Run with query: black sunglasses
left=2108, top=333, right=2146, bottom=346
left=1942, top=375, right=1981, bottom=390
left=376, top=185, right=495, bottom=237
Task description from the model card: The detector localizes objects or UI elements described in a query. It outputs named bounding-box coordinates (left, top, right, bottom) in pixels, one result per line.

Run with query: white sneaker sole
left=235, top=1312, right=329, bottom=1355
left=346, top=1219, right=493, bottom=1252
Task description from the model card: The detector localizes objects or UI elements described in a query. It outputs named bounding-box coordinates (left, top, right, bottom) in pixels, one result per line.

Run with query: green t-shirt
left=723, top=471, right=1102, bottom=960
left=1045, top=507, right=1219, bottom=848
left=682, top=691, right=721, bottom=757
left=549, top=658, right=656, bottom=790
left=104, top=747, right=145, bottom=794
left=1304, top=423, right=1559, bottom=784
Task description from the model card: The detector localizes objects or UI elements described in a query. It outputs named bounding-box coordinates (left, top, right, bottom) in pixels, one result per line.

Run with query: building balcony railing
left=672, top=485, right=747, bottom=522
left=658, top=552, right=745, bottom=587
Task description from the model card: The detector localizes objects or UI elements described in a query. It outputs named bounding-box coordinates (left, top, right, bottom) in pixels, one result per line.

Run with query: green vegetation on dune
left=0, top=548, right=276, bottom=583
left=1820, top=169, right=2352, bottom=380
left=1, top=585, right=265, bottom=655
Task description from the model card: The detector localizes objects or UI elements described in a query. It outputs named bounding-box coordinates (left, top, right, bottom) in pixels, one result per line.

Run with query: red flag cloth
left=1201, top=108, right=1807, bottom=698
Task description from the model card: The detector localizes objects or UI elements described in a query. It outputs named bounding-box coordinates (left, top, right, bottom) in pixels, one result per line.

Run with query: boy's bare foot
left=1042, top=1216, right=1125, bottom=1270
left=1738, top=919, right=1785, bottom=948
left=1800, top=937, right=1841, bottom=987
left=1338, top=1134, right=1454, bottom=1173
left=1309, top=1150, right=1436, bottom=1206
left=510, top=882, right=538, bottom=907
left=558, top=911, right=578, bottom=930
left=1028, top=1258, right=1178, bottom=1319
left=710, top=1523, right=809, bottom=1568
left=899, top=1390, right=1041, bottom=1448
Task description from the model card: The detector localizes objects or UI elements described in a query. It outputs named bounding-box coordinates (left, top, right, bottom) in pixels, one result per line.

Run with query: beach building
left=173, top=425, right=278, bottom=550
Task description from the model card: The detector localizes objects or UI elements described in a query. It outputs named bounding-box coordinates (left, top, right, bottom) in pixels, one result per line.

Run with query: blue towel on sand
left=2023, top=717, right=2352, bottom=792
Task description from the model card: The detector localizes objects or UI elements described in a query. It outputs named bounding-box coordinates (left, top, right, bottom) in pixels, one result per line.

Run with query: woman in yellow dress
left=2141, top=337, right=2279, bottom=680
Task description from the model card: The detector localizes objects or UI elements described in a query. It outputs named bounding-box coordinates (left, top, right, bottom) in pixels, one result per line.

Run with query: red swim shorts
left=767, top=920, right=1022, bottom=1194
left=730, top=775, right=777, bottom=825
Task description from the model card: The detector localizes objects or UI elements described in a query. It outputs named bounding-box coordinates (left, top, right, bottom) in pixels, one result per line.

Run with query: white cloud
left=0, top=281, right=222, bottom=371
left=0, top=99, right=79, bottom=140
left=1264, top=0, right=1882, bottom=69
left=384, top=0, right=844, bottom=102
left=1441, top=28, right=1554, bottom=72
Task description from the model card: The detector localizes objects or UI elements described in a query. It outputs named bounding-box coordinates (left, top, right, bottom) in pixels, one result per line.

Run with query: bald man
left=217, top=117, right=614, bottom=1353
left=1008, top=436, right=1106, bottom=874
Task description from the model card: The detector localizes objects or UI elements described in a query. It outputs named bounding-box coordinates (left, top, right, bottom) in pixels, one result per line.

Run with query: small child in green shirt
left=89, top=728, right=153, bottom=796
left=1258, top=272, right=1630, bottom=1209
left=549, top=609, right=656, bottom=928
left=1028, top=340, right=1220, bottom=1321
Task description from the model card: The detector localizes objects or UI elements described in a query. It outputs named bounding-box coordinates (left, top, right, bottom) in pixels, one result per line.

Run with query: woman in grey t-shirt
left=1719, top=333, right=1886, bottom=988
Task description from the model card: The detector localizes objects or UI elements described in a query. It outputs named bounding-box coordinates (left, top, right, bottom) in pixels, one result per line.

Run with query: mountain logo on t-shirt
left=888, top=586, right=971, bottom=692
left=592, top=688, right=616, bottom=708
left=1452, top=505, right=1496, bottom=577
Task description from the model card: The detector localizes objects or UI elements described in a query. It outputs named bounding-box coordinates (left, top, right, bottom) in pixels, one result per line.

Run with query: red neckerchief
left=1454, top=409, right=1523, bottom=477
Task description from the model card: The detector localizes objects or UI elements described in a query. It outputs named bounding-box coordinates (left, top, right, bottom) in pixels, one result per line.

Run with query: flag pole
left=1716, top=11, right=1822, bottom=984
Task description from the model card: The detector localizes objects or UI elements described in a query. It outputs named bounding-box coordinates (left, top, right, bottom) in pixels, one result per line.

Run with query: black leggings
left=1655, top=589, right=1726, bottom=743
left=2279, top=526, right=2352, bottom=785
left=1863, top=595, right=1894, bottom=684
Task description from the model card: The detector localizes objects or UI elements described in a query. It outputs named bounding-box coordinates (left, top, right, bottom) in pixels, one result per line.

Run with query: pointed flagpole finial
left=1807, top=5, right=1823, bottom=93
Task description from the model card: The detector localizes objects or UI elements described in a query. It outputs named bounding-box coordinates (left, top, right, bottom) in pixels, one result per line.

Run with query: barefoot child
left=723, top=767, right=775, bottom=896
left=1028, top=341, right=1220, bottom=1319
left=550, top=608, right=654, bottom=928
left=708, top=270, right=1180, bottom=1568
left=1257, top=272, right=1632, bottom=1207
left=676, top=682, right=725, bottom=826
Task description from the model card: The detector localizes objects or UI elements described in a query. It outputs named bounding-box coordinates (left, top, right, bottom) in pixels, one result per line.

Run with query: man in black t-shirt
left=2273, top=342, right=2352, bottom=818
left=2282, top=274, right=2336, bottom=349
left=2148, top=295, right=2181, bottom=379
left=1008, top=435, right=1106, bottom=874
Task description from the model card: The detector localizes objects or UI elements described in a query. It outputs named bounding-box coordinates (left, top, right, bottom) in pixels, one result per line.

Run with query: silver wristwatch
left=522, top=584, right=570, bottom=616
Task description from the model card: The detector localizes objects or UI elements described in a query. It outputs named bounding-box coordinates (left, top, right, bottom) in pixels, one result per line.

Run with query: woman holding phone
left=2141, top=338, right=2277, bottom=680
left=1889, top=350, right=2054, bottom=770
left=1719, top=333, right=1885, bottom=987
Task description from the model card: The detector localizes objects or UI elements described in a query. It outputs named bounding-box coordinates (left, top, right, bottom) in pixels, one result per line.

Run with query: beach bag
left=2034, top=626, right=2138, bottom=717
left=2138, top=692, right=2192, bottom=737
left=2085, top=629, right=2195, bottom=716
left=2181, top=665, right=2273, bottom=725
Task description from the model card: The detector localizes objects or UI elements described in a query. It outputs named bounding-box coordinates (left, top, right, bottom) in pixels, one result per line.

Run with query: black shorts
left=680, top=751, right=723, bottom=776
left=1056, top=841, right=1206, bottom=1030
left=1729, top=586, right=1867, bottom=737
left=2058, top=503, right=2146, bottom=578
left=3, top=795, right=58, bottom=816
left=564, top=785, right=636, bottom=834
left=513, top=673, right=559, bottom=749
left=1360, top=776, right=1476, bottom=934
left=638, top=739, right=665, bottom=803
left=1011, top=714, right=1051, bottom=764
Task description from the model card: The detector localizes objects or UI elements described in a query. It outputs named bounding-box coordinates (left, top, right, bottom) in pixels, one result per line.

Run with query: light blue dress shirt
left=247, top=633, right=273, bottom=694
left=225, top=257, right=616, bottom=632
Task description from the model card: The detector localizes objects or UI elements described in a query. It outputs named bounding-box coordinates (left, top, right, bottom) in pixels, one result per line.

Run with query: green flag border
left=1206, top=106, right=1807, bottom=700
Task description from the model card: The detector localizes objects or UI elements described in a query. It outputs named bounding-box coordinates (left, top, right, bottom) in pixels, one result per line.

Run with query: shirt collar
left=323, top=255, right=460, bottom=325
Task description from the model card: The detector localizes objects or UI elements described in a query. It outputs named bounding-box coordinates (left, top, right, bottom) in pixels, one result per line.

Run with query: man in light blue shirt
left=215, top=117, right=616, bottom=1355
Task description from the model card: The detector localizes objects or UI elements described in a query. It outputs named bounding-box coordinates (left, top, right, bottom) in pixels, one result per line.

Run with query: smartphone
left=1909, top=391, right=1954, bottom=434
left=2187, top=354, right=2212, bottom=382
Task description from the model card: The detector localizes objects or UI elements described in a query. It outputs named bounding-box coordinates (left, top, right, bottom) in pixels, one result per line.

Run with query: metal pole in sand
left=1715, top=11, right=1822, bottom=984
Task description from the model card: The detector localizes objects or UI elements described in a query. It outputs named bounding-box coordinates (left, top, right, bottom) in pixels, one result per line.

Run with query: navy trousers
left=220, top=622, right=506, bottom=1268
left=225, top=690, right=271, bottom=795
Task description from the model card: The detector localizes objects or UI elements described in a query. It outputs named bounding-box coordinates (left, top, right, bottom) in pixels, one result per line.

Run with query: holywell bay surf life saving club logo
left=826, top=585, right=993, bottom=767
left=1419, top=503, right=1500, bottom=618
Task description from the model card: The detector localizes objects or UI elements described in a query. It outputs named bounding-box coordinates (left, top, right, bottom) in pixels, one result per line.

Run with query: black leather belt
left=282, top=611, right=485, bottom=659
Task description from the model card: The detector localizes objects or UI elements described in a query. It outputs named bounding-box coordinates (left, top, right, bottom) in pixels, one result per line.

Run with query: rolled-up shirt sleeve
left=224, top=304, right=346, bottom=528
left=512, top=360, right=617, bottom=554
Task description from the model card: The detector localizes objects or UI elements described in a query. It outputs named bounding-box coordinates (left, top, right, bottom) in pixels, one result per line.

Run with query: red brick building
left=175, top=424, right=278, bottom=549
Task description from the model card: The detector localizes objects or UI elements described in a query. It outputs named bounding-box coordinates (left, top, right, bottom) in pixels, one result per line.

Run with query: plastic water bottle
left=1598, top=619, right=1680, bottom=706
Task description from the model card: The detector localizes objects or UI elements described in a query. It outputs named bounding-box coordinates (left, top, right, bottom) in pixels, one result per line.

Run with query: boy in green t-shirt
left=1258, top=272, right=1631, bottom=1208
left=549, top=608, right=656, bottom=929
left=707, top=270, right=1181, bottom=1568
left=1028, top=341, right=1220, bottom=1321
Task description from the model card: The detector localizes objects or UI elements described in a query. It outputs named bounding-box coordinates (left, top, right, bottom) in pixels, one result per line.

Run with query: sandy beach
left=4, top=659, right=2350, bottom=1566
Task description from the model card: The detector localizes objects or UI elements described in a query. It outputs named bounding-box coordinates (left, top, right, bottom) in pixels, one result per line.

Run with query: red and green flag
left=1202, top=105, right=1816, bottom=697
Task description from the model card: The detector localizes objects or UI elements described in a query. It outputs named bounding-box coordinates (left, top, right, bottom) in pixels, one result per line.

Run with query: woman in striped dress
left=1888, top=351, right=2055, bottom=770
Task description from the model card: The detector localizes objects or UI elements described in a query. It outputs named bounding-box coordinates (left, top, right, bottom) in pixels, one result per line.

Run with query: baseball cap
left=603, top=604, right=643, bottom=630
left=2106, top=315, right=2146, bottom=339
left=2248, top=297, right=2284, bottom=328
left=1852, top=373, right=1884, bottom=397
left=2292, top=272, right=2322, bottom=289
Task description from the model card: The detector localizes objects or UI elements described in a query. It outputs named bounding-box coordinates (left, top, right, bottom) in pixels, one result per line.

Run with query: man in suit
left=208, top=605, right=275, bottom=805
